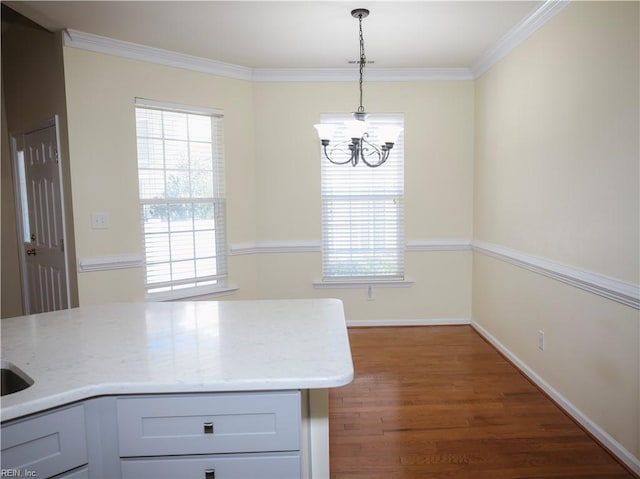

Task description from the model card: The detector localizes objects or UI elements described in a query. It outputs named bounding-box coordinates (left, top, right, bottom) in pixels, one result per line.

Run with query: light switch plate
left=91, top=213, right=109, bottom=229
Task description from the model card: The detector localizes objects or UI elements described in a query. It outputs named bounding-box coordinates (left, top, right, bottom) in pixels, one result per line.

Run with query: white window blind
left=320, top=113, right=404, bottom=281
left=135, top=99, right=227, bottom=300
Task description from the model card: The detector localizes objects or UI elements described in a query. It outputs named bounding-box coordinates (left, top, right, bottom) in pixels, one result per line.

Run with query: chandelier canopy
left=314, top=8, right=403, bottom=168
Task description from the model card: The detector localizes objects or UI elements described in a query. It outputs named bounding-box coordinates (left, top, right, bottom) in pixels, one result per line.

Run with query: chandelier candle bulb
left=379, top=125, right=404, bottom=145
left=345, top=119, right=367, bottom=139
left=314, top=123, right=337, bottom=142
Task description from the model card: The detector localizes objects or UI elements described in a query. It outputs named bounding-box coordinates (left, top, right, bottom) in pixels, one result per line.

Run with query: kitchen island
left=1, top=299, right=353, bottom=478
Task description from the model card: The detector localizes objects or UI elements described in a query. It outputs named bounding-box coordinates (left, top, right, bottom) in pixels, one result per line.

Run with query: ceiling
left=4, top=1, right=541, bottom=70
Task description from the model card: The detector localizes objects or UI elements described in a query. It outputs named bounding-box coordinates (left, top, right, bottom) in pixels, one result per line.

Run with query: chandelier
left=314, top=8, right=403, bottom=168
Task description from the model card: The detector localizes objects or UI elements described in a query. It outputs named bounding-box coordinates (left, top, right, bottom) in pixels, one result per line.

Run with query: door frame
left=10, top=115, right=72, bottom=314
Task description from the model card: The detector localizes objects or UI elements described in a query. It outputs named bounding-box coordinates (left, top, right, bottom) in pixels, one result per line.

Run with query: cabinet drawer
left=117, top=391, right=300, bottom=456
left=1, top=405, right=87, bottom=478
left=121, top=453, right=301, bottom=479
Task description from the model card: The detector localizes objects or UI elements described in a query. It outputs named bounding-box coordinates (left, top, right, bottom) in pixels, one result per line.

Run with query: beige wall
left=252, top=81, right=474, bottom=241
left=62, top=48, right=474, bottom=320
left=250, top=81, right=473, bottom=319
left=473, top=1, right=639, bottom=459
left=62, top=48, right=258, bottom=304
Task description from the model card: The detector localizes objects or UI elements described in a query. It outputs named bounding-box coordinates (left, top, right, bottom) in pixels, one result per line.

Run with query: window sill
left=312, top=279, right=414, bottom=289
left=146, top=285, right=239, bottom=302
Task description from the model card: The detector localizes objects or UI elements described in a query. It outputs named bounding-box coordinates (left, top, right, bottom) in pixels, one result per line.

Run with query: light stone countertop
left=1, top=299, right=354, bottom=422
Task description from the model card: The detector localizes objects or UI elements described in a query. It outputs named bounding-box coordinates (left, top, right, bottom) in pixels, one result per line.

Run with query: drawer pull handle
left=203, top=422, right=214, bottom=434
left=205, top=469, right=215, bottom=479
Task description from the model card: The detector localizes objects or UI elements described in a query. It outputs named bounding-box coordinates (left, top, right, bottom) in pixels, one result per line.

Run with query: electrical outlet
left=367, top=285, right=374, bottom=301
left=91, top=213, right=109, bottom=230
left=538, top=330, right=545, bottom=351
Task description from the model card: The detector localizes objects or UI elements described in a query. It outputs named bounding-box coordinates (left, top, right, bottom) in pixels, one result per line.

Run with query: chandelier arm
left=361, top=147, right=389, bottom=168
left=323, top=142, right=358, bottom=165
left=359, top=134, right=386, bottom=168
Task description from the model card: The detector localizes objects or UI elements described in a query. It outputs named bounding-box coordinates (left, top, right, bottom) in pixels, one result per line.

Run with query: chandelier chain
left=358, top=14, right=366, bottom=113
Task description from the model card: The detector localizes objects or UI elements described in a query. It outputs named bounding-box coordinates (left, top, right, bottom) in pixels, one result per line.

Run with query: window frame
left=134, top=98, right=230, bottom=301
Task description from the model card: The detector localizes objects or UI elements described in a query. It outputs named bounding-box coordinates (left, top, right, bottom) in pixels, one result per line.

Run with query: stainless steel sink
left=1, top=360, right=33, bottom=396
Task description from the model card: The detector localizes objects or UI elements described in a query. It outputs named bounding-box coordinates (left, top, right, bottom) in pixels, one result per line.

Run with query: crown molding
left=471, top=0, right=571, bottom=78
left=63, top=29, right=254, bottom=81
left=63, top=1, right=568, bottom=84
left=252, top=67, right=473, bottom=82
left=472, top=240, right=639, bottom=310
left=252, top=68, right=359, bottom=83
left=62, top=29, right=473, bottom=82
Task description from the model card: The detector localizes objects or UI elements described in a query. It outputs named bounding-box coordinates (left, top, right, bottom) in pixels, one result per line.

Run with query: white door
left=12, top=119, right=70, bottom=314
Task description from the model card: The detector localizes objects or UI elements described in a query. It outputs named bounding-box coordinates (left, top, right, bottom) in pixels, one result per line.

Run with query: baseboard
left=470, top=320, right=640, bottom=475
left=346, top=318, right=471, bottom=327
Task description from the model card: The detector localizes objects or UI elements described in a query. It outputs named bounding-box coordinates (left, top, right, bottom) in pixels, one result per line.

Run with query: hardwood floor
left=329, top=326, right=637, bottom=479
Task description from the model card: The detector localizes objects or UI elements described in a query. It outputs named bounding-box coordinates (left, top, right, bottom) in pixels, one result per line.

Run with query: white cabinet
left=2, top=391, right=304, bottom=479
left=0, top=405, right=87, bottom=478
left=117, top=391, right=302, bottom=479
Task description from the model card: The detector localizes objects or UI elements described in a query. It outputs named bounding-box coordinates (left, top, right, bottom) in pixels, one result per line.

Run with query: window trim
left=134, top=98, right=229, bottom=301
left=312, top=278, right=414, bottom=289
left=146, top=284, right=239, bottom=302
left=135, top=98, right=224, bottom=117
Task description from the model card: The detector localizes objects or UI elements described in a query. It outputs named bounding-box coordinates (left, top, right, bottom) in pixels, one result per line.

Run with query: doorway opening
left=10, top=116, right=71, bottom=314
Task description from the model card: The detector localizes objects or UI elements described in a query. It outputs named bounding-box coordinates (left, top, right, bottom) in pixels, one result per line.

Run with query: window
left=320, top=113, right=404, bottom=281
left=135, top=99, right=227, bottom=300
